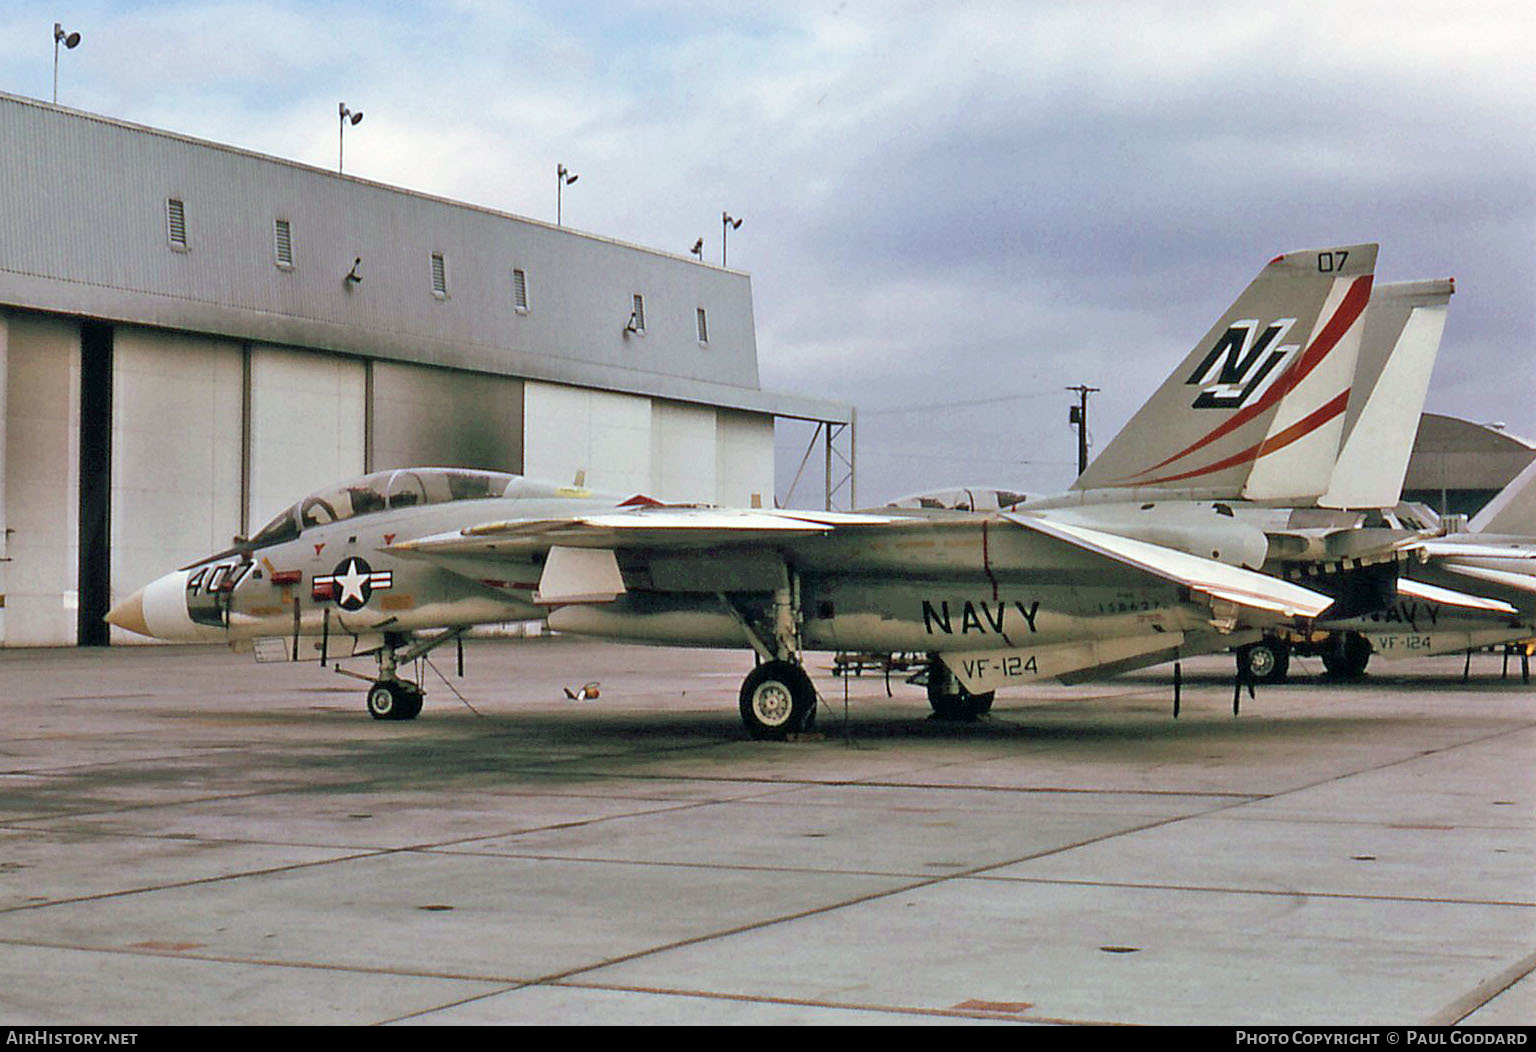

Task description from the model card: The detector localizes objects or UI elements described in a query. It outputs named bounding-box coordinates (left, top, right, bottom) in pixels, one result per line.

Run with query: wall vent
left=166, top=198, right=187, bottom=249
left=273, top=219, right=293, bottom=268
left=512, top=268, right=529, bottom=312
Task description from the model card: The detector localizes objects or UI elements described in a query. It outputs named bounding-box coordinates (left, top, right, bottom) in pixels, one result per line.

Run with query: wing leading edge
left=1006, top=513, right=1334, bottom=620
left=388, top=507, right=903, bottom=557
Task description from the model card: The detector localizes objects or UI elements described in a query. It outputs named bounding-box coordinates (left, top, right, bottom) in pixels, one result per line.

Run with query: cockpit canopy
left=885, top=487, right=1030, bottom=512
left=249, top=468, right=523, bottom=546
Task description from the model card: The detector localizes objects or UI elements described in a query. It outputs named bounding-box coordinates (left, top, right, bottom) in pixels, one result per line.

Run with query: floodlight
left=338, top=103, right=364, bottom=173
left=557, top=164, right=579, bottom=225
left=721, top=212, right=744, bottom=265
left=52, top=22, right=82, bottom=104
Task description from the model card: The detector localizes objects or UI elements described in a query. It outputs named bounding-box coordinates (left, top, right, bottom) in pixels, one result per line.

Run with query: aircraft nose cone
left=104, top=588, right=151, bottom=637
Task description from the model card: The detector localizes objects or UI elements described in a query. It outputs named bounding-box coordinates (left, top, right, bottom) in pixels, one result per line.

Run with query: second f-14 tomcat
left=110, top=244, right=1418, bottom=737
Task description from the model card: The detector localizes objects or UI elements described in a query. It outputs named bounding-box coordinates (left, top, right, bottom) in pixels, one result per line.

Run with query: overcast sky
left=3, top=0, right=1532, bottom=505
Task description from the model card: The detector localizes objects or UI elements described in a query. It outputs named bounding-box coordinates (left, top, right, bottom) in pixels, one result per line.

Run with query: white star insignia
left=335, top=559, right=370, bottom=607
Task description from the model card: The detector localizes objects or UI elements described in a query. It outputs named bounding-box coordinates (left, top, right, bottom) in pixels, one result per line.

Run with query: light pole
left=721, top=211, right=742, bottom=266
left=557, top=164, right=578, bottom=226
left=338, top=102, right=363, bottom=174
left=52, top=23, right=81, bottom=105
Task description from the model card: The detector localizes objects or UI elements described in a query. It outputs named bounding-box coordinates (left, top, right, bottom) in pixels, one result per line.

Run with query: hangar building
left=0, top=91, right=852, bottom=646
left=1403, top=413, right=1536, bottom=518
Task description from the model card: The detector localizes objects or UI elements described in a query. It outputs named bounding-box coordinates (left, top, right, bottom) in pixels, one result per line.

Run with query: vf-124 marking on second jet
left=110, top=244, right=1428, bottom=737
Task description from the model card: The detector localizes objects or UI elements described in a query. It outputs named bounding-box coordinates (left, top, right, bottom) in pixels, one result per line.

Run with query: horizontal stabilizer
left=1434, top=562, right=1536, bottom=597
left=1396, top=578, right=1518, bottom=616
left=1008, top=514, right=1333, bottom=619
left=941, top=633, right=1187, bottom=694
left=1363, top=627, right=1535, bottom=660
left=1417, top=539, right=1536, bottom=560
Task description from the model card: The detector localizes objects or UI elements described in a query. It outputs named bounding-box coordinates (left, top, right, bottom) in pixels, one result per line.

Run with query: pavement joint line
left=371, top=720, right=1536, bottom=1018
left=0, top=933, right=543, bottom=987
left=387, top=975, right=1122, bottom=1026
left=0, top=787, right=889, bottom=915
left=965, top=873, right=1536, bottom=910
left=1427, top=947, right=1536, bottom=1025
left=3, top=647, right=1531, bottom=1024
left=14, top=717, right=1516, bottom=917
left=0, top=796, right=1262, bottom=994
left=388, top=796, right=1273, bottom=1012
left=0, top=847, right=400, bottom=915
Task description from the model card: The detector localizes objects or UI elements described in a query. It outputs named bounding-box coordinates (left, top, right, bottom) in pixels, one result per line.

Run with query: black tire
left=926, top=660, right=995, bottom=720
left=395, top=686, right=423, bottom=720
left=366, top=681, right=423, bottom=721
left=739, top=661, right=816, bottom=740
left=1320, top=632, right=1371, bottom=679
left=1237, top=641, right=1290, bottom=684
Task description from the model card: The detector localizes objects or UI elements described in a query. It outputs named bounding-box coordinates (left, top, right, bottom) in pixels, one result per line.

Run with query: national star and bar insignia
left=312, top=556, right=393, bottom=611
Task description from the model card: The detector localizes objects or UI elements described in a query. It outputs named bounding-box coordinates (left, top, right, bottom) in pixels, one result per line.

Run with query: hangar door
left=109, top=329, right=244, bottom=641
left=370, top=362, right=523, bottom=474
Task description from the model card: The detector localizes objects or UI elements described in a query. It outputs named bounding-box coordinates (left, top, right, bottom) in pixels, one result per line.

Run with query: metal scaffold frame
left=782, top=413, right=857, bottom=511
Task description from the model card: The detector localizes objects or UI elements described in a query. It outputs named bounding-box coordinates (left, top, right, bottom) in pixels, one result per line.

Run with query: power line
left=858, top=448, right=1074, bottom=466
left=861, top=390, right=1059, bottom=417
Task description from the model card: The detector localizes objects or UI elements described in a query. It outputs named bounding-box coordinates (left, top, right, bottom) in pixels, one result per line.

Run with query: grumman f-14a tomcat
left=109, top=243, right=1439, bottom=738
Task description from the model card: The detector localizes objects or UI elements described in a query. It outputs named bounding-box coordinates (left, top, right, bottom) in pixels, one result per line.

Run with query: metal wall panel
left=371, top=361, right=523, bottom=473
left=714, top=410, right=776, bottom=508
left=248, top=346, right=366, bottom=530
left=0, top=314, right=7, bottom=642
left=3, top=314, right=79, bottom=644
left=651, top=402, right=719, bottom=504
left=0, top=93, right=846, bottom=424
left=109, top=328, right=243, bottom=640
left=523, top=381, right=653, bottom=497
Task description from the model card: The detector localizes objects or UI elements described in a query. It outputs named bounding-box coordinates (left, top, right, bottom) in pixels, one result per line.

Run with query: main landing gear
left=1321, top=631, right=1371, bottom=680
left=1235, top=639, right=1290, bottom=684
left=726, top=566, right=822, bottom=740
left=738, top=660, right=817, bottom=740
left=925, top=656, right=994, bottom=720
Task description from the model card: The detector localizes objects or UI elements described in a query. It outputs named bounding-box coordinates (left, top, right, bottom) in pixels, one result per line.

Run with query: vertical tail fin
left=1319, top=278, right=1454, bottom=508
left=1073, top=245, right=1377, bottom=500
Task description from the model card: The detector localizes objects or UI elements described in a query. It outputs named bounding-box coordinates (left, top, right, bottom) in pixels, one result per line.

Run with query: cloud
left=2, top=0, right=1532, bottom=503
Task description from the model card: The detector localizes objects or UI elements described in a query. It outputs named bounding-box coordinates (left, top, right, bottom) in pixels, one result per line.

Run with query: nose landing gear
left=352, top=628, right=464, bottom=721
left=366, top=679, right=424, bottom=721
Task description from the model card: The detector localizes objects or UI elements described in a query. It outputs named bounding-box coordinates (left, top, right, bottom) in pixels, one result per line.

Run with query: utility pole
left=1067, top=384, right=1099, bottom=476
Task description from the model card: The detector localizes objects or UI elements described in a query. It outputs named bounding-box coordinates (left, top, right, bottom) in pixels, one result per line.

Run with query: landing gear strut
left=357, top=628, right=464, bottom=721
left=739, top=660, right=817, bottom=740
left=926, top=657, right=994, bottom=720
left=1236, top=640, right=1290, bottom=684
left=1321, top=631, right=1371, bottom=679
left=366, top=679, right=423, bottom=721
left=725, top=565, right=819, bottom=740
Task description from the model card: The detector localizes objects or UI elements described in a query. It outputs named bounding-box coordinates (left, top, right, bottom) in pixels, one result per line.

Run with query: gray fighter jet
left=111, top=244, right=1415, bottom=737
left=1265, top=460, right=1536, bottom=680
